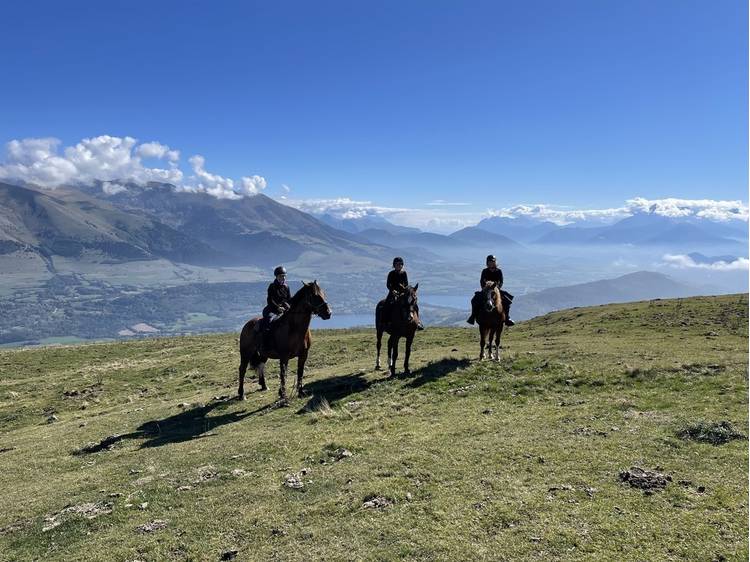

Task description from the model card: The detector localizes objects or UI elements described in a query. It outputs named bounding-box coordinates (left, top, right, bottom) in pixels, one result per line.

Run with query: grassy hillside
left=0, top=295, right=747, bottom=561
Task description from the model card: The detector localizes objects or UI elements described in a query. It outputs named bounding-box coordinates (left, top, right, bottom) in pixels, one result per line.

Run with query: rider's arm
left=498, top=269, right=504, bottom=289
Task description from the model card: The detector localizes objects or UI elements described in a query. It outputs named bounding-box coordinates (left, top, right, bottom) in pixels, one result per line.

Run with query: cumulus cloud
left=487, top=198, right=748, bottom=225
left=626, top=197, right=748, bottom=222
left=0, top=135, right=266, bottom=199
left=662, top=254, right=749, bottom=271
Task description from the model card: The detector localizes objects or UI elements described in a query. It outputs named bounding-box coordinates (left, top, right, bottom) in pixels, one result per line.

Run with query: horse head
left=301, top=280, right=332, bottom=319
left=481, top=282, right=500, bottom=312
left=397, top=283, right=420, bottom=324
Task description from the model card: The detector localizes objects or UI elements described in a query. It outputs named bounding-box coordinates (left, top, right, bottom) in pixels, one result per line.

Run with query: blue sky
left=0, top=0, right=747, bottom=227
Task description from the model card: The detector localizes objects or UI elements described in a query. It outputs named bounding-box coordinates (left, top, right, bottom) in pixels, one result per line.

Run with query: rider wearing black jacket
left=467, top=255, right=514, bottom=326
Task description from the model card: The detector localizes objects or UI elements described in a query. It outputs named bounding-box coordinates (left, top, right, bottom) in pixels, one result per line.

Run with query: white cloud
left=427, top=200, right=471, bottom=206
left=281, top=184, right=291, bottom=194
left=136, top=141, right=180, bottom=162
left=486, top=204, right=628, bottom=225
left=0, top=136, right=266, bottom=199
left=487, top=198, right=749, bottom=225
left=662, top=254, right=749, bottom=271
left=283, top=197, right=484, bottom=233
left=626, top=197, right=748, bottom=222
left=239, top=175, right=267, bottom=196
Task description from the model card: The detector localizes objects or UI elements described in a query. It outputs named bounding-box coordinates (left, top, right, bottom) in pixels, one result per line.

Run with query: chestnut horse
left=476, top=282, right=505, bottom=361
left=375, top=284, right=421, bottom=376
left=238, top=281, right=331, bottom=401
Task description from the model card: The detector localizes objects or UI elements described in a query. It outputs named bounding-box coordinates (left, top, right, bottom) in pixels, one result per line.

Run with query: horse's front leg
left=479, top=327, right=487, bottom=360
left=388, top=334, right=398, bottom=377
left=490, top=326, right=500, bottom=359
left=375, top=328, right=383, bottom=370
left=295, top=348, right=309, bottom=397
left=404, top=333, right=413, bottom=375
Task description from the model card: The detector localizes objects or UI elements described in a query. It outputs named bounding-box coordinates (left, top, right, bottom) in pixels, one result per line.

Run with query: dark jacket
left=387, top=269, right=409, bottom=293
left=267, top=281, right=291, bottom=313
left=480, top=267, right=503, bottom=288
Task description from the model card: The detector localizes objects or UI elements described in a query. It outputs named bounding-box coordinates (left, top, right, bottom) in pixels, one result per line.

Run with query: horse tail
left=240, top=318, right=263, bottom=368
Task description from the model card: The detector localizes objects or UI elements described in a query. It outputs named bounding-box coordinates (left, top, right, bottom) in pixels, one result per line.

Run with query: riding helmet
left=274, top=266, right=287, bottom=276
left=486, top=254, right=497, bottom=264
left=393, top=256, right=404, bottom=266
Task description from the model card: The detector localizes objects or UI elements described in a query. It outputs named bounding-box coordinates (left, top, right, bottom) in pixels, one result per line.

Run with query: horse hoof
left=259, top=385, right=268, bottom=392
left=404, top=369, right=411, bottom=376
left=296, top=388, right=308, bottom=398
left=238, top=393, right=246, bottom=401
left=375, top=365, right=382, bottom=371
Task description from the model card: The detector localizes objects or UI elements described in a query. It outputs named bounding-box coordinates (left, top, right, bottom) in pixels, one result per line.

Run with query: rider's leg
left=501, top=291, right=515, bottom=326
left=467, top=292, right=480, bottom=324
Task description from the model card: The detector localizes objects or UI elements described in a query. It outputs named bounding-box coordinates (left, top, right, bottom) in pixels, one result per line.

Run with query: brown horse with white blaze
left=238, top=281, right=331, bottom=401
left=375, top=284, right=420, bottom=376
left=476, top=281, right=505, bottom=361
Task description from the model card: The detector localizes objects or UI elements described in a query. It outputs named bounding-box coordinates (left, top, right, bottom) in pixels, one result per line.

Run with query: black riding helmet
left=393, top=256, right=404, bottom=266
left=486, top=255, right=497, bottom=265
left=274, top=266, right=287, bottom=276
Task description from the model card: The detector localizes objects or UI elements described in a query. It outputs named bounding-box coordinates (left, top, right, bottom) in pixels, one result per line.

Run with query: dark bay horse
left=476, top=282, right=505, bottom=361
left=375, top=284, right=420, bottom=376
left=238, top=281, right=331, bottom=401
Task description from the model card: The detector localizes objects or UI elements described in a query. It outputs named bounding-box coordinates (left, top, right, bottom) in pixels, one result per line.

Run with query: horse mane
left=289, top=281, right=320, bottom=308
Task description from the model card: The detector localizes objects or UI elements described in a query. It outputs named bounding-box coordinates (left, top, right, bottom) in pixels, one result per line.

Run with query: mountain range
left=512, top=271, right=713, bottom=320
left=0, top=181, right=391, bottom=269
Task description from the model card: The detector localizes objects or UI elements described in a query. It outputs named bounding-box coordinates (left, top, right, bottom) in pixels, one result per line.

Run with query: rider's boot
left=505, top=318, right=515, bottom=326
left=417, top=320, right=425, bottom=331
left=466, top=314, right=475, bottom=325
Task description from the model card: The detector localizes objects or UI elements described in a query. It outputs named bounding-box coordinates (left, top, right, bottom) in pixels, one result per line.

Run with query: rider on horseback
left=259, top=266, right=291, bottom=349
left=385, top=257, right=424, bottom=330
left=467, top=255, right=515, bottom=326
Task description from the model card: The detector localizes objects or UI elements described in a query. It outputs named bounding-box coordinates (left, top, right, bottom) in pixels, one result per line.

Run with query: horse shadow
left=295, top=357, right=471, bottom=413
left=76, top=400, right=263, bottom=453
left=394, top=357, right=472, bottom=388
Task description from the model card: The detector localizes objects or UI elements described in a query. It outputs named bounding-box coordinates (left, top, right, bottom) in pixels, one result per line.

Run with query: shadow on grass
left=76, top=400, right=264, bottom=453
left=397, top=357, right=472, bottom=388
left=296, top=357, right=471, bottom=413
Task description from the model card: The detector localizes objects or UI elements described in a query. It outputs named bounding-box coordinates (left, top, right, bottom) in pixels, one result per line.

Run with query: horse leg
left=257, top=361, right=267, bottom=391
left=278, top=357, right=289, bottom=401
left=404, top=333, right=413, bottom=375
left=388, top=334, right=398, bottom=377
left=295, top=348, right=308, bottom=397
left=495, top=325, right=503, bottom=362
left=479, top=326, right=486, bottom=360
left=238, top=355, right=248, bottom=400
left=375, top=328, right=383, bottom=370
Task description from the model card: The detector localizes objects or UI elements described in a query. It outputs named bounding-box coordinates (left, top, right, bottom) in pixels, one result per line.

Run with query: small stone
left=284, top=473, right=304, bottom=489
left=46, top=415, right=59, bottom=424
left=177, top=402, right=190, bottom=408
left=231, top=469, right=248, bottom=477
left=530, top=536, right=542, bottom=542
left=362, top=496, right=392, bottom=509
left=136, top=519, right=168, bottom=533
left=138, top=502, right=148, bottom=510
left=177, top=485, right=193, bottom=491
left=221, top=550, right=238, bottom=561
left=406, top=493, right=413, bottom=501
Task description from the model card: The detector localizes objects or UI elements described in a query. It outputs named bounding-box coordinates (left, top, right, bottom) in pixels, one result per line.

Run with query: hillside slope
left=0, top=295, right=747, bottom=561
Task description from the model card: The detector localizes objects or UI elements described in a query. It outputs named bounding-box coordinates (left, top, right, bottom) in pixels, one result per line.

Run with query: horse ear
left=414, top=283, right=419, bottom=291
left=302, top=281, right=308, bottom=287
